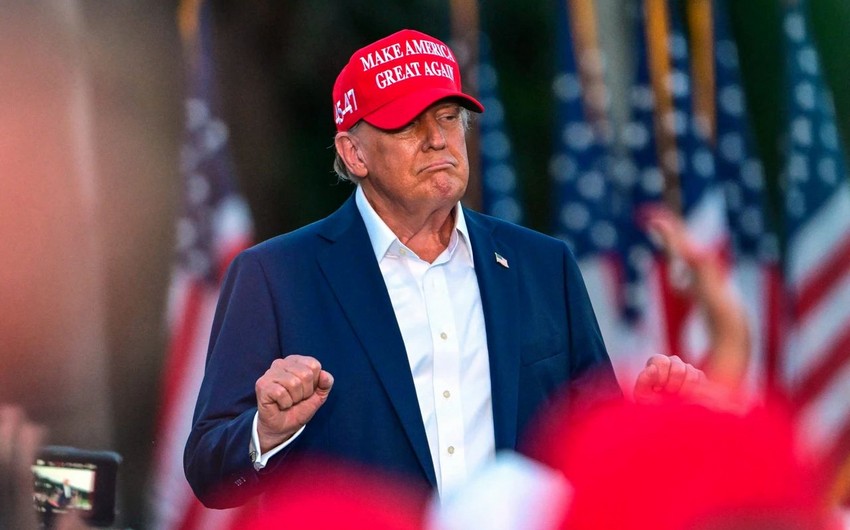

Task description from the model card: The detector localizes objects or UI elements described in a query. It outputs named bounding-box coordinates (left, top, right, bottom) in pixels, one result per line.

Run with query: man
left=184, top=29, right=704, bottom=509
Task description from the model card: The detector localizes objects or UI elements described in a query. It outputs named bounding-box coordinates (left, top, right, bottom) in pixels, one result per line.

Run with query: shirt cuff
left=250, top=412, right=305, bottom=471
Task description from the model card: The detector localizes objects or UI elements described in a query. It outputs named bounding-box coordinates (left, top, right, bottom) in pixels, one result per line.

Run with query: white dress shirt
left=253, top=186, right=496, bottom=497
left=355, top=187, right=495, bottom=496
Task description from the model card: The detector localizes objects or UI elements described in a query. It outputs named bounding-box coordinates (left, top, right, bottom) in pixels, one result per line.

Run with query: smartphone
left=32, top=446, right=121, bottom=528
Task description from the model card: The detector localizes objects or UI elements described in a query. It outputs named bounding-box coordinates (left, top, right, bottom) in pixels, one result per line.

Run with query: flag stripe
left=794, top=231, right=850, bottom=319
left=157, top=279, right=205, bottom=434
left=798, top=358, right=850, bottom=453
left=787, top=185, right=850, bottom=290
left=793, top=325, right=850, bottom=406
left=788, top=272, right=850, bottom=379
left=151, top=286, right=224, bottom=529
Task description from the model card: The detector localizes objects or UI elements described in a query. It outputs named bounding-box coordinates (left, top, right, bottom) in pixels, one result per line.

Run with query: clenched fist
left=255, top=355, right=334, bottom=452
left=633, top=354, right=705, bottom=405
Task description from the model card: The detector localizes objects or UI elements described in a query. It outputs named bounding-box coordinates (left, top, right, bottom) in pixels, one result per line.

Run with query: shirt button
left=443, top=390, right=451, bottom=399
left=399, top=248, right=407, bottom=256
left=447, top=446, right=455, bottom=455
left=440, top=332, right=448, bottom=340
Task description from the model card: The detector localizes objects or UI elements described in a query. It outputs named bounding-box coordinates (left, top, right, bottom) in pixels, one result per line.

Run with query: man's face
left=354, top=100, right=469, bottom=216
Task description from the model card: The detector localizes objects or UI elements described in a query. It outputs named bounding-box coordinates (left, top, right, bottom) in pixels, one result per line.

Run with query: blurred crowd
left=4, top=385, right=842, bottom=529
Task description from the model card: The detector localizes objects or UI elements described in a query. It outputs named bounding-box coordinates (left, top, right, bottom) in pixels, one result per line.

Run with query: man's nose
left=421, top=116, right=448, bottom=149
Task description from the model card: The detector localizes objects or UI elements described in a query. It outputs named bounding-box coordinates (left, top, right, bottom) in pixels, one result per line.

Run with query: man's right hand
left=254, top=355, right=333, bottom=453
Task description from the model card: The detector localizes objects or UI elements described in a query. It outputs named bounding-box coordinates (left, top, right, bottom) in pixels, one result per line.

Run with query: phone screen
left=32, top=446, right=121, bottom=527
left=32, top=459, right=98, bottom=515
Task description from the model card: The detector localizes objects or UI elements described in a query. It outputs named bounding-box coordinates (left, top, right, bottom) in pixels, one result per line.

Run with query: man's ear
left=334, top=133, right=368, bottom=178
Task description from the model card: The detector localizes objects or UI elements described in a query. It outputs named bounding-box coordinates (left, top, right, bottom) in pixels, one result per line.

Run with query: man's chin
left=428, top=176, right=467, bottom=203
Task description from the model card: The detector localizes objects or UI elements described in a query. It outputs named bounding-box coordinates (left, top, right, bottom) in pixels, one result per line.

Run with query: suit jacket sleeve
left=183, top=250, right=285, bottom=508
left=562, top=244, right=622, bottom=412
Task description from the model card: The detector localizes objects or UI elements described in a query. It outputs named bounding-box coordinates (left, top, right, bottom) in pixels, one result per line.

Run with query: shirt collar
left=354, top=186, right=473, bottom=263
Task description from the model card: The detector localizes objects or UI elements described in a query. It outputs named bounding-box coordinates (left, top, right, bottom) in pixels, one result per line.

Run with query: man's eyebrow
left=432, top=104, right=461, bottom=116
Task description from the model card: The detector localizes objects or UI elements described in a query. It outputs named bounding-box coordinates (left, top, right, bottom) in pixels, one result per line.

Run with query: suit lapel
left=466, top=211, right=522, bottom=451
left=316, top=197, right=437, bottom=487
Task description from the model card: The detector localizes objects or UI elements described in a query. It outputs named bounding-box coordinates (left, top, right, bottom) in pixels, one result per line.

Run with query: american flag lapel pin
left=494, top=252, right=509, bottom=269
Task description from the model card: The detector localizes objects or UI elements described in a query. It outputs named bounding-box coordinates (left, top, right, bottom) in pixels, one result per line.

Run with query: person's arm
left=630, top=207, right=754, bottom=411
left=643, top=207, right=751, bottom=389
left=183, top=251, right=332, bottom=508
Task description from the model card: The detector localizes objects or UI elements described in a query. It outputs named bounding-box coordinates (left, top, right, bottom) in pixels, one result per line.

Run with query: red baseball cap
left=332, top=29, right=484, bottom=132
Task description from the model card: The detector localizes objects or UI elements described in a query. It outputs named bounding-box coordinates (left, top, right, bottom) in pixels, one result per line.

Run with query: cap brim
left=363, top=88, right=484, bottom=131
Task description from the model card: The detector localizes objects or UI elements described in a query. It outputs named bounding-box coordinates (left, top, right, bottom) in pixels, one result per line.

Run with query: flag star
left=553, top=72, right=582, bottom=102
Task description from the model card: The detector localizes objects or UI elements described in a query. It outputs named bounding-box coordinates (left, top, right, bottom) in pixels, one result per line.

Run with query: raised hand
left=633, top=354, right=705, bottom=405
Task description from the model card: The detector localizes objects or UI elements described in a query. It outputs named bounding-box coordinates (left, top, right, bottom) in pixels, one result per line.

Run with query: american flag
left=477, top=31, right=524, bottom=225
left=602, top=0, right=672, bottom=379
left=711, top=0, right=781, bottom=395
left=656, top=0, right=730, bottom=368
left=551, top=0, right=716, bottom=384
left=149, top=1, right=252, bottom=528
left=614, top=0, right=666, bottom=326
left=551, top=0, right=771, bottom=388
left=779, top=0, right=850, bottom=482
left=549, top=0, right=616, bottom=261
left=549, top=0, right=640, bottom=381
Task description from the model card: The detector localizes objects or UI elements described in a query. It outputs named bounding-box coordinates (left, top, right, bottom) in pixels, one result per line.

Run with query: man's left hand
left=633, top=354, right=705, bottom=404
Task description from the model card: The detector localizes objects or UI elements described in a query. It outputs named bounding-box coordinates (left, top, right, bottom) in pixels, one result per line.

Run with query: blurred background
left=2, top=0, right=850, bottom=528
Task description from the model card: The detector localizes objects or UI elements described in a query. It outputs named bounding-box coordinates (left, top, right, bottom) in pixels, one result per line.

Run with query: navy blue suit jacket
left=184, top=195, right=620, bottom=508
